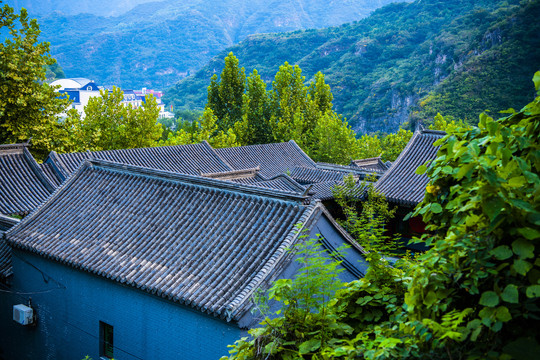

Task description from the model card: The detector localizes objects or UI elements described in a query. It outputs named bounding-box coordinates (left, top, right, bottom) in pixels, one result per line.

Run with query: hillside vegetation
left=33, top=0, right=397, bottom=89
left=165, top=0, right=540, bottom=133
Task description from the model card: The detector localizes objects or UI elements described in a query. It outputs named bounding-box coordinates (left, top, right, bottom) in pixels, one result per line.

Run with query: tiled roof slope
left=375, top=129, right=445, bottom=206
left=317, top=162, right=385, bottom=178
left=0, top=215, right=19, bottom=279
left=308, top=180, right=369, bottom=202
left=308, top=180, right=342, bottom=201
left=201, top=168, right=307, bottom=194
left=350, top=157, right=389, bottom=172
left=215, top=141, right=317, bottom=178
left=6, top=160, right=328, bottom=321
left=40, top=162, right=63, bottom=186
left=290, top=166, right=346, bottom=184
left=48, top=141, right=233, bottom=179
left=0, top=144, right=56, bottom=216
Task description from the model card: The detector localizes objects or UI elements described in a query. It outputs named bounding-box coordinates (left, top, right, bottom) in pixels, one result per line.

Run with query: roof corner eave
left=223, top=201, right=324, bottom=321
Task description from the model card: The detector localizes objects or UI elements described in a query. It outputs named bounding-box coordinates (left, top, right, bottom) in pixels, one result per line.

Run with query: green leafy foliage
left=332, top=174, right=399, bottom=257
left=403, top=71, right=540, bottom=358
left=0, top=4, right=71, bottom=158
left=223, top=236, right=348, bottom=360
left=223, top=73, right=540, bottom=359
left=70, top=87, right=163, bottom=151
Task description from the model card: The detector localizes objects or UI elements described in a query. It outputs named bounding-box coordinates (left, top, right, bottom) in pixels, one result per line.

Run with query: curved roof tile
left=0, top=144, right=56, bottom=216
left=375, top=129, right=445, bottom=207
left=51, top=141, right=233, bottom=177
left=6, top=160, right=321, bottom=320
left=215, top=141, right=317, bottom=178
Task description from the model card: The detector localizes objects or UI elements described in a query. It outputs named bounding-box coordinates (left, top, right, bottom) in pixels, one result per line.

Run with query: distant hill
left=164, top=0, right=540, bottom=133
left=9, top=0, right=156, bottom=17
left=30, top=0, right=398, bottom=89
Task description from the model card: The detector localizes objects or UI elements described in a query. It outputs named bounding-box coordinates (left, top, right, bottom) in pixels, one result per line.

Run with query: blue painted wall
left=0, top=250, right=244, bottom=360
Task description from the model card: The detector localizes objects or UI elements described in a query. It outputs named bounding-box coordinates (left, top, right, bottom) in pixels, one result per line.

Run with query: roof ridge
left=0, top=143, right=27, bottom=154
left=288, top=140, right=317, bottom=166
left=5, top=160, right=91, bottom=238
left=260, top=173, right=307, bottom=193
left=200, top=140, right=236, bottom=171
left=22, top=147, right=56, bottom=193
left=421, top=129, right=447, bottom=136
left=90, top=159, right=308, bottom=202
left=226, top=201, right=322, bottom=320
left=200, top=166, right=260, bottom=179
left=43, top=151, right=70, bottom=181
left=316, top=161, right=384, bottom=175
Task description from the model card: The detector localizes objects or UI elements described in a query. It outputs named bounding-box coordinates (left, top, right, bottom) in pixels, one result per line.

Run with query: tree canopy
left=74, top=87, right=163, bottom=151
left=165, top=52, right=412, bottom=164
left=0, top=4, right=70, bottom=158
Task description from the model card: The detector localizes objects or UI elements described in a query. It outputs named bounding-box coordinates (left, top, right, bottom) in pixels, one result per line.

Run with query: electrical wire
left=1, top=258, right=145, bottom=360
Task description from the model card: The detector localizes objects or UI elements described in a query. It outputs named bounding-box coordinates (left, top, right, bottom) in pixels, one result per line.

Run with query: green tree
left=206, top=52, right=246, bottom=132
left=355, top=128, right=413, bottom=163
left=0, top=4, right=70, bottom=157
left=379, top=128, right=413, bottom=162
left=236, top=69, right=273, bottom=145
left=332, top=174, right=398, bottom=257
left=428, top=112, right=470, bottom=132
left=310, top=111, right=360, bottom=164
left=269, top=62, right=309, bottom=143
left=159, top=108, right=238, bottom=148
left=308, top=72, right=333, bottom=113
left=80, top=87, right=162, bottom=151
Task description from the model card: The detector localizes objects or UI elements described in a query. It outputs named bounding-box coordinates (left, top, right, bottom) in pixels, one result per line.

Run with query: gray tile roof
left=375, top=129, right=445, bottom=207
left=0, top=214, right=19, bottom=279
left=0, top=144, right=56, bottom=216
left=201, top=168, right=307, bottom=194
left=308, top=180, right=368, bottom=202
left=6, top=160, right=333, bottom=321
left=290, top=166, right=347, bottom=184
left=48, top=141, right=234, bottom=179
left=350, top=157, right=390, bottom=172
left=40, top=162, right=63, bottom=186
left=308, top=181, right=342, bottom=201
left=316, top=162, right=384, bottom=178
left=215, top=141, right=317, bottom=178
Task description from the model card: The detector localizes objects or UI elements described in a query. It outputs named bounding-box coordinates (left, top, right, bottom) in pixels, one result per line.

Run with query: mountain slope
left=9, top=0, right=155, bottom=17
left=164, top=0, right=540, bottom=133
left=32, top=0, right=397, bottom=89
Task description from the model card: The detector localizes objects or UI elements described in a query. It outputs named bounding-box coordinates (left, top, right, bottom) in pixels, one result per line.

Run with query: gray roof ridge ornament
left=302, top=184, right=314, bottom=196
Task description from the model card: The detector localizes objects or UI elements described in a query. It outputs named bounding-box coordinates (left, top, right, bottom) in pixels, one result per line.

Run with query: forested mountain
left=165, top=0, right=540, bottom=133
left=8, top=0, right=155, bottom=17
left=29, top=0, right=397, bottom=89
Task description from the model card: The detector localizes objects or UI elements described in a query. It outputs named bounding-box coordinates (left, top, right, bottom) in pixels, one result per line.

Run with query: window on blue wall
left=99, top=321, right=114, bottom=359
